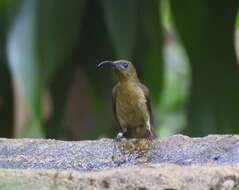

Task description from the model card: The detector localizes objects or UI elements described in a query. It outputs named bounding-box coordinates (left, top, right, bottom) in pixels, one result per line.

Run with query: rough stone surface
left=1, top=135, right=239, bottom=189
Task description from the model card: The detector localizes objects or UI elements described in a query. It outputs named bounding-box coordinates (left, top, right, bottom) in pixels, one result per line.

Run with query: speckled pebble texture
left=1, top=135, right=239, bottom=189
left=1, top=135, right=239, bottom=171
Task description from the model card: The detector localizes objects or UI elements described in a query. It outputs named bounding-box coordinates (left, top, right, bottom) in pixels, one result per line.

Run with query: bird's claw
left=147, top=130, right=156, bottom=140
left=114, top=132, right=124, bottom=142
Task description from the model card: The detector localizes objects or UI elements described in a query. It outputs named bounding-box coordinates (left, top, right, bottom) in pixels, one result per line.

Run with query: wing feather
left=139, top=84, right=154, bottom=125
left=112, top=83, right=120, bottom=127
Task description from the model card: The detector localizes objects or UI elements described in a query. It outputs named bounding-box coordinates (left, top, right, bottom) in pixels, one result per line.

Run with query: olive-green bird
left=98, top=60, right=155, bottom=139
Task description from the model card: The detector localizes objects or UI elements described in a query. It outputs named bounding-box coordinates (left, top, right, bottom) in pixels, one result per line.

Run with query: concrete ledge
left=1, top=164, right=239, bottom=190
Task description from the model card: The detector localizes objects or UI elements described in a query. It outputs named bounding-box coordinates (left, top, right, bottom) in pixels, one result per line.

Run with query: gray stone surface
left=1, top=135, right=239, bottom=189
left=1, top=135, right=239, bottom=171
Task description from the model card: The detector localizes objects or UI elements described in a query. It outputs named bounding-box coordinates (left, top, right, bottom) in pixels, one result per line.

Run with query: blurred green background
left=0, top=0, right=239, bottom=140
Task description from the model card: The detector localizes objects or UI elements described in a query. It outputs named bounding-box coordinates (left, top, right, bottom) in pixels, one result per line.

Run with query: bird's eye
left=122, top=63, right=128, bottom=69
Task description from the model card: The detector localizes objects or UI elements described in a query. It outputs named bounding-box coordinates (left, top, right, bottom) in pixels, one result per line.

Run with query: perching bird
left=98, top=60, right=155, bottom=139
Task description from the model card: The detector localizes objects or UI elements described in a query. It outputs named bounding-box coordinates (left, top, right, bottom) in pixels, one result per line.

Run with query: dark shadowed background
left=0, top=0, right=239, bottom=140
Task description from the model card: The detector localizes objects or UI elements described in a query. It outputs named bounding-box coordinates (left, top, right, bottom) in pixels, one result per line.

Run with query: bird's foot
left=147, top=130, right=156, bottom=140
left=114, top=132, right=124, bottom=142
left=112, top=132, right=125, bottom=162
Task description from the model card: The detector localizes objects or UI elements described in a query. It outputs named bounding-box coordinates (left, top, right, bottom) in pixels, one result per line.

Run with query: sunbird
left=98, top=60, right=155, bottom=139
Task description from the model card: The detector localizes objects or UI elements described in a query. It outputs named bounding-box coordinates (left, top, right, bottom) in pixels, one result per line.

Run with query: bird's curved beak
left=97, top=61, right=116, bottom=68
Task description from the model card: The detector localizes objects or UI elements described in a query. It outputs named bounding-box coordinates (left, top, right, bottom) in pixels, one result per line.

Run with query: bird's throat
left=117, top=73, right=139, bottom=84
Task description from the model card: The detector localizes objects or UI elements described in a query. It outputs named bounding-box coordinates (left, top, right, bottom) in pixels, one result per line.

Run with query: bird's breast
left=117, top=82, right=146, bottom=106
left=116, top=82, right=148, bottom=126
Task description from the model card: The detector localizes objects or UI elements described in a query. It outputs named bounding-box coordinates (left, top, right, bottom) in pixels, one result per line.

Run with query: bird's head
left=98, top=60, right=138, bottom=82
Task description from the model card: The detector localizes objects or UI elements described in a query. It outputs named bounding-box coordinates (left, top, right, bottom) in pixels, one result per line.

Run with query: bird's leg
left=112, top=129, right=126, bottom=163
left=146, top=120, right=156, bottom=140
left=114, top=126, right=127, bottom=142
left=115, top=132, right=124, bottom=142
left=147, top=130, right=156, bottom=140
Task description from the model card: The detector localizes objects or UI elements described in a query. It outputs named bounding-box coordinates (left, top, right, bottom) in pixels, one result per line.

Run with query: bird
left=98, top=60, right=156, bottom=139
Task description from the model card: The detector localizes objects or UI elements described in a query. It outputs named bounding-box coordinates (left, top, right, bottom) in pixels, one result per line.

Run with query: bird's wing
left=112, top=83, right=120, bottom=127
left=139, top=84, right=154, bottom=125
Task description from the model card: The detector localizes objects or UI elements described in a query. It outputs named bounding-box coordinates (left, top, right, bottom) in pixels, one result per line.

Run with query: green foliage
left=1, top=0, right=239, bottom=139
left=102, top=0, right=138, bottom=59
left=7, top=0, right=44, bottom=137
left=170, top=0, right=239, bottom=135
left=6, top=0, right=86, bottom=138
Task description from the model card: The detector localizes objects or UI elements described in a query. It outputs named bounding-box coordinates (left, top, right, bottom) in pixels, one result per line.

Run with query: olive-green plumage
left=98, top=60, right=155, bottom=139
